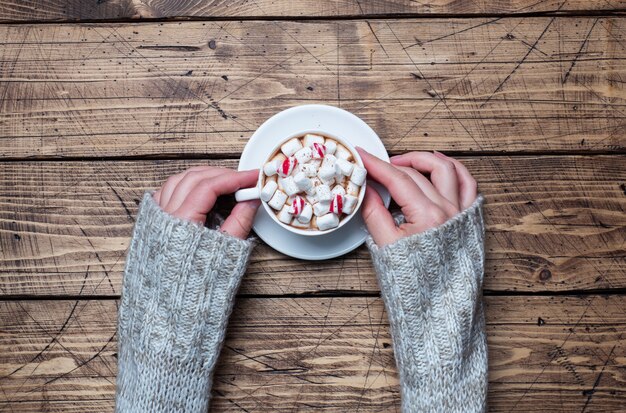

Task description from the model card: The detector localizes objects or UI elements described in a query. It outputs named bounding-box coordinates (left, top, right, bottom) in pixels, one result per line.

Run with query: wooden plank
left=0, top=295, right=624, bottom=411
left=0, top=18, right=624, bottom=158
left=0, top=156, right=623, bottom=297
left=0, top=0, right=624, bottom=22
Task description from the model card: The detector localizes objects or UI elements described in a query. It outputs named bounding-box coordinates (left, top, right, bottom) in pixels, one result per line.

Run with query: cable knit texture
left=366, top=195, right=488, bottom=413
left=115, top=193, right=254, bottom=413
left=115, top=192, right=487, bottom=412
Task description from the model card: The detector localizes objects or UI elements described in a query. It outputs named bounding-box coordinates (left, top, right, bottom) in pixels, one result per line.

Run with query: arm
left=358, top=149, right=488, bottom=412
left=115, top=168, right=260, bottom=413
left=367, top=197, right=487, bottom=412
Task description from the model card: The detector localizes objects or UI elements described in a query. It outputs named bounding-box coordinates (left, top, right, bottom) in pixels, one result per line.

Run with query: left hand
left=153, top=166, right=260, bottom=239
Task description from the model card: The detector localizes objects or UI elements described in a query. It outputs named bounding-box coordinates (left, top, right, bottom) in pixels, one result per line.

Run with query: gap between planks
left=1, top=10, right=626, bottom=26
left=1, top=150, right=625, bottom=163
left=5, top=287, right=626, bottom=302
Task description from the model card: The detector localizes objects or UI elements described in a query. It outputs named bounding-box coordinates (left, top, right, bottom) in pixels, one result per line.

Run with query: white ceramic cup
left=235, top=131, right=366, bottom=236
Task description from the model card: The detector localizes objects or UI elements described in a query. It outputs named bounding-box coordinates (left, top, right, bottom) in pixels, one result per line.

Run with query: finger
left=390, top=152, right=460, bottom=209
left=434, top=151, right=477, bottom=210
left=159, top=172, right=185, bottom=208
left=174, top=169, right=259, bottom=223
left=164, top=167, right=228, bottom=213
left=356, top=147, right=435, bottom=222
left=221, top=200, right=261, bottom=239
left=396, top=166, right=458, bottom=217
left=153, top=189, right=162, bottom=204
left=361, top=186, right=401, bottom=247
left=158, top=166, right=221, bottom=208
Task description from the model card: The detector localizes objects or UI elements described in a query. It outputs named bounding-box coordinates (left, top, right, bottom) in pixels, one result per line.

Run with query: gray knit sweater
left=115, top=193, right=487, bottom=412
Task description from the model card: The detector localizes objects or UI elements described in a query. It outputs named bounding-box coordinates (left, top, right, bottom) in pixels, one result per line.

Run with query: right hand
left=356, top=148, right=477, bottom=247
left=153, top=167, right=260, bottom=239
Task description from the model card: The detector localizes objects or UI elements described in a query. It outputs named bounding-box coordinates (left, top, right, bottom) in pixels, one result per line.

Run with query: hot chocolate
left=260, top=133, right=366, bottom=231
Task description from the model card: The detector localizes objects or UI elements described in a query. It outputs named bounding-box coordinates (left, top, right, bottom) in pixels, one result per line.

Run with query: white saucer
left=237, top=104, right=391, bottom=260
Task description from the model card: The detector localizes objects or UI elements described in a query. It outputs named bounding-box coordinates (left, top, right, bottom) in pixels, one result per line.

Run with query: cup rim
left=258, top=130, right=366, bottom=236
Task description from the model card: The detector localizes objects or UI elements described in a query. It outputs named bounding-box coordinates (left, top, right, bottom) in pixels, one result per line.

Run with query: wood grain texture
left=1, top=296, right=624, bottom=411
left=1, top=156, right=623, bottom=297
left=0, top=0, right=624, bottom=22
left=1, top=18, right=625, bottom=159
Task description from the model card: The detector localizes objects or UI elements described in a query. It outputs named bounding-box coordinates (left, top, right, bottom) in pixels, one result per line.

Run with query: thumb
left=361, top=186, right=399, bottom=247
left=221, top=199, right=261, bottom=239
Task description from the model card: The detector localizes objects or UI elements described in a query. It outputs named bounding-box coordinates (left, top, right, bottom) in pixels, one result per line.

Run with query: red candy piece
left=289, top=196, right=306, bottom=216
left=330, top=194, right=343, bottom=215
left=278, top=157, right=298, bottom=178
left=312, top=143, right=326, bottom=159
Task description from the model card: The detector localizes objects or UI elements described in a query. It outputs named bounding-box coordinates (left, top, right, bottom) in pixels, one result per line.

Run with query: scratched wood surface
left=1, top=17, right=626, bottom=159
left=1, top=156, right=624, bottom=297
left=1, top=296, right=625, bottom=412
left=1, top=1, right=625, bottom=412
left=0, top=0, right=625, bottom=22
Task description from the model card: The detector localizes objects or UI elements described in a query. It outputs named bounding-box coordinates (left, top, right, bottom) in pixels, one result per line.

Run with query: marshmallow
left=346, top=181, right=360, bottom=196
left=335, top=144, right=353, bottom=161
left=268, top=190, right=287, bottom=210
left=307, top=177, right=321, bottom=195
left=316, top=184, right=332, bottom=202
left=277, top=205, right=293, bottom=224
left=303, top=133, right=325, bottom=147
left=266, top=174, right=277, bottom=183
left=313, top=201, right=330, bottom=217
left=281, top=176, right=299, bottom=196
left=350, top=165, right=367, bottom=186
left=293, top=172, right=312, bottom=192
left=321, top=176, right=335, bottom=187
left=263, top=159, right=280, bottom=176
left=261, top=180, right=278, bottom=202
left=330, top=194, right=344, bottom=215
left=321, top=154, right=337, bottom=169
left=281, top=138, right=302, bottom=157
left=317, top=213, right=339, bottom=230
left=277, top=156, right=298, bottom=178
left=343, top=195, right=358, bottom=215
left=292, top=163, right=302, bottom=176
left=300, top=163, right=318, bottom=178
left=324, top=139, right=337, bottom=155
left=305, top=192, right=318, bottom=205
left=297, top=203, right=313, bottom=224
left=311, top=142, right=327, bottom=159
left=288, top=196, right=306, bottom=215
left=335, top=157, right=354, bottom=176
left=294, top=146, right=313, bottom=165
left=291, top=217, right=310, bottom=229
left=331, top=185, right=346, bottom=197
left=272, top=153, right=286, bottom=163
left=318, top=164, right=336, bottom=182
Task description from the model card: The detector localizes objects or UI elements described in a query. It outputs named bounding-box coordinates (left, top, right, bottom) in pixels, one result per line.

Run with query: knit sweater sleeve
left=366, top=195, right=488, bottom=413
left=115, top=193, right=255, bottom=413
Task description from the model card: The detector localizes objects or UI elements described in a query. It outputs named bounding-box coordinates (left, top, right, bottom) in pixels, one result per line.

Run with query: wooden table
left=1, top=1, right=625, bottom=412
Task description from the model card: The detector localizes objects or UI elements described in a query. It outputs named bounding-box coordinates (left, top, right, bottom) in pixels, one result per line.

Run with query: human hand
left=356, top=148, right=477, bottom=247
left=153, top=166, right=260, bottom=239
